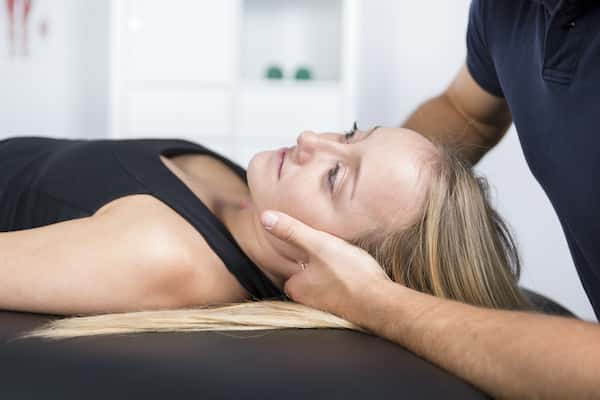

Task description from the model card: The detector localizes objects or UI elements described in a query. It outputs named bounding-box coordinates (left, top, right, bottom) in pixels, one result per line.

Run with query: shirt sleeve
left=466, top=0, right=504, bottom=97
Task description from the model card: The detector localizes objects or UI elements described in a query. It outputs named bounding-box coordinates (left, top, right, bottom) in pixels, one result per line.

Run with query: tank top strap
left=113, top=138, right=284, bottom=300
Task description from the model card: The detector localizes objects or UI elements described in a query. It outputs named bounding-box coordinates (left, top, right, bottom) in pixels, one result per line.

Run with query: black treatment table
left=0, top=288, right=574, bottom=399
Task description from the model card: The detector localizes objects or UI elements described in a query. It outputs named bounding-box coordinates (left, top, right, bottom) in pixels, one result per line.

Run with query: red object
left=22, top=0, right=32, bottom=56
left=6, top=0, right=15, bottom=21
left=5, top=0, right=35, bottom=57
left=7, top=0, right=16, bottom=55
left=22, top=0, right=30, bottom=19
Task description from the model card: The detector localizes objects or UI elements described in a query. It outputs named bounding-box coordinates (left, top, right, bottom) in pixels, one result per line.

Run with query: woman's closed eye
left=329, top=123, right=380, bottom=194
left=328, top=121, right=358, bottom=193
left=327, top=162, right=341, bottom=192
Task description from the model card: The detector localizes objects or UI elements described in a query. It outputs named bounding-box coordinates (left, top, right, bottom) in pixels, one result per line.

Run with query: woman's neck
left=217, top=198, right=301, bottom=289
left=166, top=153, right=302, bottom=288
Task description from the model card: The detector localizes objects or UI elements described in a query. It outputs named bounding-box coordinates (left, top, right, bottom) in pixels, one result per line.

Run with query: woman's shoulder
left=94, top=194, right=251, bottom=305
left=93, top=194, right=214, bottom=261
left=94, top=194, right=194, bottom=264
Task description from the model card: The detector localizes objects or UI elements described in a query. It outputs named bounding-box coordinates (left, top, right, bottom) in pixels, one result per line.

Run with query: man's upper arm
left=0, top=196, right=189, bottom=316
left=443, top=63, right=512, bottom=148
left=450, top=0, right=511, bottom=146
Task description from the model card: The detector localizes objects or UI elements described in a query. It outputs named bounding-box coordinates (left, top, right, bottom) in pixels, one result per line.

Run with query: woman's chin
left=245, top=153, right=269, bottom=206
left=247, top=150, right=270, bottom=172
left=247, top=150, right=277, bottom=182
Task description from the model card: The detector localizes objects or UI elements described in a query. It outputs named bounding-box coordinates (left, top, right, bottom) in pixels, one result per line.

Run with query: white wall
left=0, top=0, right=108, bottom=139
left=356, top=0, right=596, bottom=321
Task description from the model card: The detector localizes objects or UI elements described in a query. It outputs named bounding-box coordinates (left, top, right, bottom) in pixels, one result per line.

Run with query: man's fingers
left=260, top=210, right=323, bottom=253
left=283, top=274, right=298, bottom=300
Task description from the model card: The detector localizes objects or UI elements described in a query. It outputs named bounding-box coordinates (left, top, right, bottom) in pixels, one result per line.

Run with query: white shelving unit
left=109, top=0, right=359, bottom=168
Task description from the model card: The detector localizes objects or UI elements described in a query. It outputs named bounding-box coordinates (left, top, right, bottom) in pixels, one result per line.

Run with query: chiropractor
left=259, top=0, right=600, bottom=398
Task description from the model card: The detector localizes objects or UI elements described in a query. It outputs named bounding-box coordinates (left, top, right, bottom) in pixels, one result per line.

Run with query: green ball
left=265, top=65, right=283, bottom=80
left=294, top=67, right=313, bottom=80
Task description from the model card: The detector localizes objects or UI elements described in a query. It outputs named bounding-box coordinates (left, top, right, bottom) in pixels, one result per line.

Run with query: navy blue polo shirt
left=466, top=0, right=600, bottom=318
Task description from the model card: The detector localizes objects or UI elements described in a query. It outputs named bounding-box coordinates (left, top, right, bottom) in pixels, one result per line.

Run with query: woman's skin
left=217, top=127, right=438, bottom=288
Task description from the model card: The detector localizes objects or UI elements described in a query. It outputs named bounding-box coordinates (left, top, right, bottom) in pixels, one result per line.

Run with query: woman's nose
left=295, top=130, right=320, bottom=164
left=295, top=130, right=346, bottom=164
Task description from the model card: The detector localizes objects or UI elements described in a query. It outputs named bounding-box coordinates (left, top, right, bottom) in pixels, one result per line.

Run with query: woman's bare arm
left=0, top=195, right=191, bottom=316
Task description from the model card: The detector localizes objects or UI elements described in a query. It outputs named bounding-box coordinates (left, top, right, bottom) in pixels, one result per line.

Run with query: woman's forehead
left=349, top=127, right=435, bottom=229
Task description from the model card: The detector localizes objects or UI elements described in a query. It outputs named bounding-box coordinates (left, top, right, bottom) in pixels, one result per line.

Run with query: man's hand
left=260, top=210, right=390, bottom=319
left=260, top=212, right=600, bottom=399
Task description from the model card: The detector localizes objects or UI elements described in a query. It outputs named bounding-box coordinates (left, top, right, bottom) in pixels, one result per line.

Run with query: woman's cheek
left=287, top=198, right=328, bottom=229
left=273, top=189, right=307, bottom=217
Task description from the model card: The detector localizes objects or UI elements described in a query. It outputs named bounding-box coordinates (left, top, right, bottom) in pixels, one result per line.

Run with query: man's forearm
left=402, top=94, right=507, bottom=165
left=351, top=281, right=600, bottom=399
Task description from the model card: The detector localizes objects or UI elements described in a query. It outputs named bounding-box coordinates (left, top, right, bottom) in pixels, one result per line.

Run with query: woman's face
left=247, top=126, right=438, bottom=240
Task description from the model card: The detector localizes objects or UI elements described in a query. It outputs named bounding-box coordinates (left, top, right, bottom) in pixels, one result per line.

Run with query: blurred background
left=0, top=0, right=595, bottom=321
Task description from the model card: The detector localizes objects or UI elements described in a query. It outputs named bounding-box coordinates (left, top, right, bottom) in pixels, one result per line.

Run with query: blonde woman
left=0, top=122, right=530, bottom=340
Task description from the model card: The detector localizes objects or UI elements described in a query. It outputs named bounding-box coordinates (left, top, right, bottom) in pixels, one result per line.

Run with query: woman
left=2, top=122, right=531, bottom=340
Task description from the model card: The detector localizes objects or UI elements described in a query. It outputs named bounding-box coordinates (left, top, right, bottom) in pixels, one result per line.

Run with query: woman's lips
left=277, top=148, right=286, bottom=179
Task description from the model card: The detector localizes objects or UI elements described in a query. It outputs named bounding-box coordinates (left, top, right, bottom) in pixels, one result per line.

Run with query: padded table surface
left=0, top=310, right=488, bottom=399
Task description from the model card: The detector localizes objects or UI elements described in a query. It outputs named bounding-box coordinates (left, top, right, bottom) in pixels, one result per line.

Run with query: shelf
left=240, top=0, right=343, bottom=82
left=122, top=81, right=234, bottom=91
left=237, top=84, right=343, bottom=138
left=120, top=0, right=237, bottom=82
left=240, top=80, right=341, bottom=90
left=110, top=0, right=357, bottom=147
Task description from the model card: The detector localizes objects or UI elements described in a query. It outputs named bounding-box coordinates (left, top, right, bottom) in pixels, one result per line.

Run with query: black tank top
left=0, top=136, right=284, bottom=300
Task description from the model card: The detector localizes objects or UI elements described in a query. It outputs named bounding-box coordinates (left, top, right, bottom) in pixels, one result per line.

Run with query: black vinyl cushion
left=0, top=311, right=489, bottom=399
left=0, top=289, right=573, bottom=399
left=521, top=287, right=577, bottom=318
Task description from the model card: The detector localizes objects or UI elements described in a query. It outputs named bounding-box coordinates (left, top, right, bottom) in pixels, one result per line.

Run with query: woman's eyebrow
left=361, top=125, right=381, bottom=140
left=349, top=126, right=381, bottom=201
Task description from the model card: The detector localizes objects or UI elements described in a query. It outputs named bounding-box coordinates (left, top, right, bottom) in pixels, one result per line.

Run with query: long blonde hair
left=16, top=141, right=531, bottom=341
